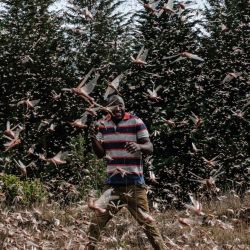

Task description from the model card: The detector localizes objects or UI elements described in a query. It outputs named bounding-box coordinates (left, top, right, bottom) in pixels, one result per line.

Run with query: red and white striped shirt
left=97, top=112, right=149, bottom=185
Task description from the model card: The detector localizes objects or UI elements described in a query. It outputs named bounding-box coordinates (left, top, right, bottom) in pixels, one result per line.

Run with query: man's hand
left=125, top=142, right=141, bottom=154
left=125, top=138, right=153, bottom=155
left=89, top=122, right=105, bottom=158
left=89, top=122, right=99, bottom=139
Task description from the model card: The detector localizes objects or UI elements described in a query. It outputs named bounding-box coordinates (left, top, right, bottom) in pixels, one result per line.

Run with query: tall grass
left=0, top=191, right=249, bottom=249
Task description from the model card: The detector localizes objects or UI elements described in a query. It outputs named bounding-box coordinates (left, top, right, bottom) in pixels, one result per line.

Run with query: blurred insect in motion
left=163, top=52, right=204, bottom=63
left=138, top=208, right=155, bottom=223
left=103, top=73, right=123, bottom=100
left=17, top=98, right=40, bottom=109
left=140, top=0, right=161, bottom=14
left=144, top=84, right=162, bottom=102
left=190, top=112, right=203, bottom=129
left=51, top=90, right=61, bottom=101
left=14, top=159, right=36, bottom=177
left=88, top=188, right=119, bottom=214
left=222, top=72, right=242, bottom=84
left=109, top=167, right=130, bottom=178
left=202, top=155, right=220, bottom=168
left=69, top=115, right=88, bottom=129
left=157, top=0, right=175, bottom=17
left=184, top=194, right=204, bottom=216
left=45, top=151, right=68, bottom=166
left=83, top=7, right=94, bottom=20
left=62, top=68, right=99, bottom=104
left=3, top=121, right=20, bottom=139
left=3, top=130, right=22, bottom=152
left=131, top=46, right=149, bottom=65
left=148, top=170, right=159, bottom=184
left=189, top=165, right=224, bottom=191
left=161, top=117, right=176, bottom=127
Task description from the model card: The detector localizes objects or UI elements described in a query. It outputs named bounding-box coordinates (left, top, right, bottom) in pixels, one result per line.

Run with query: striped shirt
left=97, top=112, right=149, bottom=185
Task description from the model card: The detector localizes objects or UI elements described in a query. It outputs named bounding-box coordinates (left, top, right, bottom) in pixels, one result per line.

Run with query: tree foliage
left=0, top=0, right=249, bottom=206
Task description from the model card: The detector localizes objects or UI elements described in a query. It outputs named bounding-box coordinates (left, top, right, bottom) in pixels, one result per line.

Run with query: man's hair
left=107, top=95, right=125, bottom=107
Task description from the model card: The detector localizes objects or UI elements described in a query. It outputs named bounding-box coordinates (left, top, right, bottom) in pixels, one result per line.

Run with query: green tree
left=0, top=0, right=73, bottom=172
left=121, top=0, right=205, bottom=206
left=196, top=0, right=250, bottom=195
left=64, top=0, right=132, bottom=79
left=0, top=0, right=134, bottom=194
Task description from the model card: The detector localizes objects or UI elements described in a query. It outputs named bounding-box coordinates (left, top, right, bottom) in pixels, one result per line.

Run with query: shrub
left=0, top=174, right=47, bottom=206
left=69, top=134, right=106, bottom=195
left=42, top=134, right=106, bottom=204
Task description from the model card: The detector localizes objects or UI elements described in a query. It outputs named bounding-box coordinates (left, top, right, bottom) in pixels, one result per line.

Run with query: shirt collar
left=105, top=112, right=130, bottom=121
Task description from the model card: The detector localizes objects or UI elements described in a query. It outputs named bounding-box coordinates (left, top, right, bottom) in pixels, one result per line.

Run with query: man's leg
left=87, top=188, right=123, bottom=250
left=124, top=185, right=166, bottom=250
left=87, top=209, right=113, bottom=250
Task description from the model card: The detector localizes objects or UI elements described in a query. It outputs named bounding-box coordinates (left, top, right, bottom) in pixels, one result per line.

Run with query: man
left=87, top=95, right=165, bottom=250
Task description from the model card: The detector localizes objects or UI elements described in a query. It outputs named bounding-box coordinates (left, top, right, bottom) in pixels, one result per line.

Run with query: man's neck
left=111, top=116, right=123, bottom=125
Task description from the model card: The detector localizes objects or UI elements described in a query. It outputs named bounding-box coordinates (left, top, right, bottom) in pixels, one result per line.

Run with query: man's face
left=111, top=100, right=125, bottom=121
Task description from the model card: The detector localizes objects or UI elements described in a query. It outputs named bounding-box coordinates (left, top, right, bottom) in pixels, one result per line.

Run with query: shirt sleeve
left=135, top=118, right=149, bottom=139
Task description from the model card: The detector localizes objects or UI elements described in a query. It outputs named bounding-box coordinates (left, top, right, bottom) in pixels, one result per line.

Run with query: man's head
left=107, top=95, right=125, bottom=121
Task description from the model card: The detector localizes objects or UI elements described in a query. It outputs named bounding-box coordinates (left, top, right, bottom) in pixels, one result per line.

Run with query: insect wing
left=104, top=86, right=114, bottom=100
left=136, top=46, right=145, bottom=59
left=167, top=0, right=174, bottom=9
left=163, top=54, right=179, bottom=60
left=189, top=54, right=204, bottom=61
left=147, top=89, right=154, bottom=96
left=82, top=73, right=100, bottom=94
left=171, top=56, right=185, bottom=64
left=30, top=99, right=40, bottom=107
left=112, top=73, right=123, bottom=89
left=140, top=48, right=149, bottom=61
left=151, top=0, right=161, bottom=9
left=77, top=68, right=94, bottom=88
left=155, top=84, right=162, bottom=92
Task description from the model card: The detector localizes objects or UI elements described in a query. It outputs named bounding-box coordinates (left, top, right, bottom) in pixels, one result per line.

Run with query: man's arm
left=138, top=137, right=154, bottom=154
left=89, top=124, right=105, bottom=158
left=125, top=137, right=153, bottom=155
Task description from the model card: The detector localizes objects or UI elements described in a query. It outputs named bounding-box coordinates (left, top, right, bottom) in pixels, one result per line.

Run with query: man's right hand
left=89, top=122, right=99, bottom=139
left=89, top=122, right=105, bottom=158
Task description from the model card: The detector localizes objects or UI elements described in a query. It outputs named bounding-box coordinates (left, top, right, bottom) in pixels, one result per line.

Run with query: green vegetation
left=0, top=0, right=248, bottom=206
left=0, top=174, right=47, bottom=206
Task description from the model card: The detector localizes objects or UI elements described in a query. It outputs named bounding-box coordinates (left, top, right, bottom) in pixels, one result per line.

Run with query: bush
left=41, top=134, right=106, bottom=204
left=69, top=134, right=106, bottom=195
left=0, top=174, right=47, bottom=206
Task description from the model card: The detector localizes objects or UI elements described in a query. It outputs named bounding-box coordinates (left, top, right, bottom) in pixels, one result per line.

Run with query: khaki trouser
left=87, top=185, right=166, bottom=250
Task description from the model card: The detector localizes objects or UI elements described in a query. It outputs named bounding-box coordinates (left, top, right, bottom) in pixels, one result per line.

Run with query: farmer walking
left=87, top=95, right=165, bottom=250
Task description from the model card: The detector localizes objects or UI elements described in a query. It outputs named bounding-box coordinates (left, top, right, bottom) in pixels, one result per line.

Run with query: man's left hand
left=125, top=142, right=141, bottom=154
